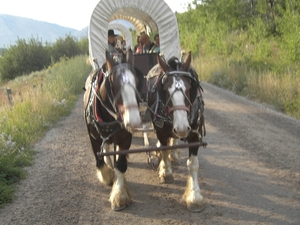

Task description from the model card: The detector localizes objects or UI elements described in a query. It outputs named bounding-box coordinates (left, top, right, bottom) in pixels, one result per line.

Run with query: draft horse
left=83, top=49, right=142, bottom=210
left=147, top=52, right=206, bottom=212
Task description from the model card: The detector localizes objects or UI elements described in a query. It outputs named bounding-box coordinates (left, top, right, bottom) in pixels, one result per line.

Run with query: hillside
left=0, top=14, right=88, bottom=48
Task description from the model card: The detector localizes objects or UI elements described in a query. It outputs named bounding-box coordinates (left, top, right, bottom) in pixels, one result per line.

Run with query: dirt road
left=1, top=82, right=299, bottom=225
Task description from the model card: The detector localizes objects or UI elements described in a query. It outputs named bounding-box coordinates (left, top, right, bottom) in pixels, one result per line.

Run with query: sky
left=0, top=0, right=194, bottom=30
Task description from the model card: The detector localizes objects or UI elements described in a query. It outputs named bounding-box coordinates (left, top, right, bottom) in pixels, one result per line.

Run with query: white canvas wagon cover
left=88, top=0, right=180, bottom=69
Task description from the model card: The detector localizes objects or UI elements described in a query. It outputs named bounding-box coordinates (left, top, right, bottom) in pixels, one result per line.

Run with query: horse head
left=105, top=49, right=141, bottom=130
left=157, top=52, right=195, bottom=138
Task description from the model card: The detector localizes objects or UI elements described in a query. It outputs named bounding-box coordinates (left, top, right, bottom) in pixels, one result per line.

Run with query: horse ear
left=106, top=51, right=115, bottom=71
left=182, top=51, right=191, bottom=72
left=157, top=54, right=169, bottom=72
left=126, top=48, right=133, bottom=64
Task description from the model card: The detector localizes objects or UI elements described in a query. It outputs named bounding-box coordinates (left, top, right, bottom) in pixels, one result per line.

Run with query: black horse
left=146, top=52, right=206, bottom=212
left=83, top=49, right=142, bottom=211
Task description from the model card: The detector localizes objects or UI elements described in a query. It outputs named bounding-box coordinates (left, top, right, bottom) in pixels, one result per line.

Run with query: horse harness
left=147, top=66, right=205, bottom=139
left=84, top=64, right=141, bottom=155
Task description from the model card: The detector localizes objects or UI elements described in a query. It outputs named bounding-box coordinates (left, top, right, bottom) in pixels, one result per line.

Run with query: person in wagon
left=107, top=29, right=123, bottom=63
left=121, top=39, right=127, bottom=55
left=135, top=36, right=143, bottom=54
left=140, top=33, right=155, bottom=54
left=150, top=34, right=160, bottom=53
left=134, top=35, right=141, bottom=53
left=108, top=29, right=116, bottom=51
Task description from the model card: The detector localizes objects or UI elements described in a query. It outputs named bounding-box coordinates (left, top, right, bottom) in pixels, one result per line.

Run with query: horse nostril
left=173, top=126, right=191, bottom=137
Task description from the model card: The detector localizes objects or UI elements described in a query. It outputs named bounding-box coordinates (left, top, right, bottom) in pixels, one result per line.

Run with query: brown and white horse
left=83, top=49, right=142, bottom=210
left=147, top=52, right=206, bottom=212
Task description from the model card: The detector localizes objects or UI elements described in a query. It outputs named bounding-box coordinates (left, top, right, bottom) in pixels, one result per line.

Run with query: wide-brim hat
left=108, top=29, right=116, bottom=36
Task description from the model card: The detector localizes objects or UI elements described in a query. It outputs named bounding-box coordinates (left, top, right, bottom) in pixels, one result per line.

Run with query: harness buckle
left=154, top=118, right=164, bottom=128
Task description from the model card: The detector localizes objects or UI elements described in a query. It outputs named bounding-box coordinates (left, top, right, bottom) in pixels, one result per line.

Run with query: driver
left=108, top=29, right=123, bottom=63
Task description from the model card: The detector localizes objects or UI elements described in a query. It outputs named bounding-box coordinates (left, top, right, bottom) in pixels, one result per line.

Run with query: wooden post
left=6, top=88, right=13, bottom=106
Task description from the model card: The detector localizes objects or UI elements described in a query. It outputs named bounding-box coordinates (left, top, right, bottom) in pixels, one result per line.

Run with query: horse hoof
left=160, top=174, right=174, bottom=184
left=111, top=204, right=127, bottom=211
left=187, top=201, right=205, bottom=213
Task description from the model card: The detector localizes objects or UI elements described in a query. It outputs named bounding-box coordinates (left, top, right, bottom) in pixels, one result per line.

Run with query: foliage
left=0, top=35, right=88, bottom=82
left=0, top=55, right=91, bottom=207
left=178, top=0, right=300, bottom=119
left=0, top=48, right=6, bottom=56
left=50, top=35, right=82, bottom=63
left=78, top=38, right=89, bottom=55
left=130, top=28, right=138, bottom=47
left=0, top=38, right=50, bottom=81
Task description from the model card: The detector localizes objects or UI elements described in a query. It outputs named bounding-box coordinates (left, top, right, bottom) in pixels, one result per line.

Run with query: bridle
left=151, top=70, right=200, bottom=126
left=163, top=71, right=193, bottom=115
left=94, top=63, right=141, bottom=125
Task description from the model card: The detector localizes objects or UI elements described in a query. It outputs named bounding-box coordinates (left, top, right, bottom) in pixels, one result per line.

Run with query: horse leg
left=153, top=138, right=180, bottom=166
left=95, top=142, right=115, bottom=186
left=182, top=141, right=205, bottom=212
left=109, top=145, right=131, bottom=211
left=86, top=124, right=114, bottom=185
left=156, top=135, right=174, bottom=183
left=158, top=149, right=174, bottom=183
left=168, top=138, right=180, bottom=164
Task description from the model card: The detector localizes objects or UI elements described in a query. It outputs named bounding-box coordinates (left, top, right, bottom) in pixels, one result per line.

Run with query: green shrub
left=50, top=35, right=82, bottom=64
left=0, top=35, right=88, bottom=83
left=179, top=1, right=300, bottom=119
left=0, top=38, right=50, bottom=81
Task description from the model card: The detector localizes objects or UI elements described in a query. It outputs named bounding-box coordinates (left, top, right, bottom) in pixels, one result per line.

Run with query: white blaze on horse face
left=121, top=70, right=141, bottom=128
left=169, top=77, right=190, bottom=138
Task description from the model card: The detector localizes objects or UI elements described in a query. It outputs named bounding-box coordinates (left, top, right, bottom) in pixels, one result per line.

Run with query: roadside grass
left=193, top=54, right=300, bottom=120
left=0, top=55, right=91, bottom=208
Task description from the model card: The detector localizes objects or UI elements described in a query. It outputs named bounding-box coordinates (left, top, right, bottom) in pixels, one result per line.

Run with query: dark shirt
left=142, top=42, right=155, bottom=54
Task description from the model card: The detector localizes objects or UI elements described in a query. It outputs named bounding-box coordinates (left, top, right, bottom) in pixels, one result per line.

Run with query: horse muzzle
left=172, top=125, right=191, bottom=138
left=122, top=105, right=141, bottom=131
left=171, top=107, right=191, bottom=138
